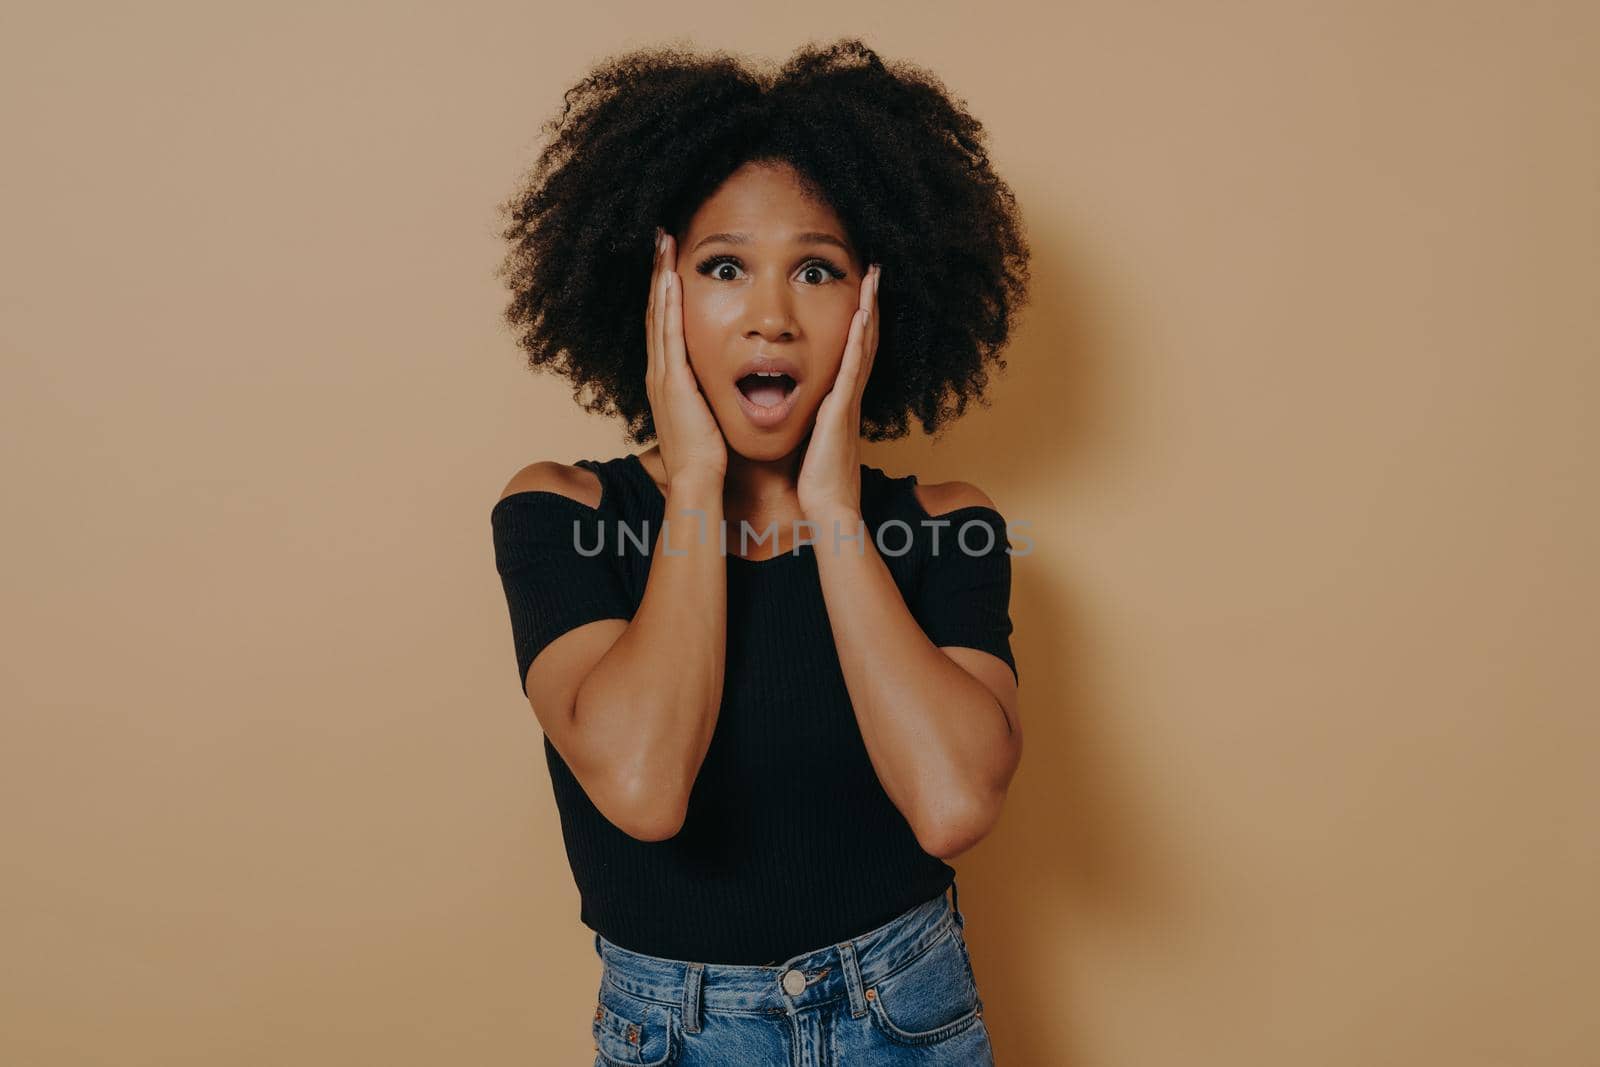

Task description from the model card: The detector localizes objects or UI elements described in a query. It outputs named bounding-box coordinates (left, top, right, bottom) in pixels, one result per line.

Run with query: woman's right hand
left=646, top=227, right=727, bottom=488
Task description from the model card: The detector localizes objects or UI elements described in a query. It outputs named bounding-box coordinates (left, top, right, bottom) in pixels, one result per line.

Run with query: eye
left=696, top=254, right=744, bottom=282
left=694, top=255, right=850, bottom=286
left=799, top=258, right=849, bottom=285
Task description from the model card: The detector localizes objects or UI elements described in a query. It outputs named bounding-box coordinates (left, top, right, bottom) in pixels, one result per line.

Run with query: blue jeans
left=589, top=882, right=996, bottom=1066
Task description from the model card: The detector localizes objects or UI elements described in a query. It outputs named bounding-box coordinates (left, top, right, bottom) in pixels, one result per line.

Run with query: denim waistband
left=593, top=882, right=966, bottom=1033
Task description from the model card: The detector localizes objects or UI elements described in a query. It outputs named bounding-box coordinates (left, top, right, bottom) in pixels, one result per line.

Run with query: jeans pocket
left=865, top=922, right=985, bottom=1047
left=591, top=974, right=681, bottom=1066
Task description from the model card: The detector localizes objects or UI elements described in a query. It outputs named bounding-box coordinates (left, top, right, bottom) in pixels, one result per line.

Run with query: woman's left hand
left=798, top=263, right=881, bottom=522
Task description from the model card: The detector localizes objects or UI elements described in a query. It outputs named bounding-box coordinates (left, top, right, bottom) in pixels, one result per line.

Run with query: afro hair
left=494, top=37, right=1030, bottom=444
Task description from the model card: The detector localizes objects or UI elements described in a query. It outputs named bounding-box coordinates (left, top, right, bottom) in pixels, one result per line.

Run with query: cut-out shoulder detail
left=911, top=479, right=999, bottom=519
left=496, top=460, right=603, bottom=510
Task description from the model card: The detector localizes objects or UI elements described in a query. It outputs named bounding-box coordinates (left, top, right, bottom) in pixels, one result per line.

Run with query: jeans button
left=780, top=968, right=806, bottom=996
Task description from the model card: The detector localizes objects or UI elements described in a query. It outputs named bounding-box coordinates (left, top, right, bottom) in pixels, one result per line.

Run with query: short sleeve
left=910, top=507, right=1019, bottom=684
left=490, top=491, right=636, bottom=696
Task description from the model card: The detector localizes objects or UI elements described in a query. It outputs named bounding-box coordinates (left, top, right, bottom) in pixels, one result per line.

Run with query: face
left=670, top=161, right=865, bottom=462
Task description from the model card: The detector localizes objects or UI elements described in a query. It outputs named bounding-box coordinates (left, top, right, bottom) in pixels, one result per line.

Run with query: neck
left=722, top=447, right=803, bottom=514
left=638, top=443, right=810, bottom=529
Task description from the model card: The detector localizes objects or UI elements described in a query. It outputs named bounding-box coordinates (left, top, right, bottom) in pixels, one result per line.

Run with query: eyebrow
left=689, top=231, right=853, bottom=257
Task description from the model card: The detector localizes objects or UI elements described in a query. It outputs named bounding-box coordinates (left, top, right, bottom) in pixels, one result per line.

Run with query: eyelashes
left=694, top=254, right=850, bottom=285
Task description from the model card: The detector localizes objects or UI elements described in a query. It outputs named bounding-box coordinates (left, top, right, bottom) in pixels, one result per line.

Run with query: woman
left=490, top=38, right=1029, bottom=1066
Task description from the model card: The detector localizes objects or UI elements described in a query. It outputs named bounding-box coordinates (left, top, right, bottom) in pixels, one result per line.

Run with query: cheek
left=821, top=311, right=855, bottom=356
left=813, top=307, right=856, bottom=377
left=678, top=292, right=737, bottom=366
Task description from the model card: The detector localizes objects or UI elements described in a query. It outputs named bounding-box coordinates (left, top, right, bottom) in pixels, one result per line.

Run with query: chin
left=722, top=426, right=812, bottom=464
left=727, top=441, right=803, bottom=465
left=714, top=404, right=811, bottom=462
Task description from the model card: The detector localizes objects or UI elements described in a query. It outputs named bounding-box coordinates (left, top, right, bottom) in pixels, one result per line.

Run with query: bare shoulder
left=496, top=460, right=603, bottom=509
left=912, top=478, right=1000, bottom=518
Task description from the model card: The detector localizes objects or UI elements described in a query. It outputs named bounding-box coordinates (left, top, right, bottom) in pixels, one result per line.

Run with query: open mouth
left=735, top=371, right=798, bottom=409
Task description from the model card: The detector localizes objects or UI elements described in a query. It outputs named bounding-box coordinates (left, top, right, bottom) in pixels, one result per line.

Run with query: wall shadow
left=865, top=222, right=1187, bottom=1065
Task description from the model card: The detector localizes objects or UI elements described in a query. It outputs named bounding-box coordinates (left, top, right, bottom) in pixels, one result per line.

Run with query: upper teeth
left=754, top=371, right=784, bottom=377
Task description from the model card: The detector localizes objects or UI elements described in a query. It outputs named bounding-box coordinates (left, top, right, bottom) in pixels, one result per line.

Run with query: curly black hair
left=494, top=37, right=1030, bottom=444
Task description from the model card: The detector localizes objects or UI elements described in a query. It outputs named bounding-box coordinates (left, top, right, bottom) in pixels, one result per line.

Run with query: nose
left=744, top=271, right=797, bottom=342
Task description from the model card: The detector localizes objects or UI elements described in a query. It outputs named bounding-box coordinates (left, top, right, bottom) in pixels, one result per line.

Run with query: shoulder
left=911, top=478, right=999, bottom=519
left=496, top=460, right=603, bottom=510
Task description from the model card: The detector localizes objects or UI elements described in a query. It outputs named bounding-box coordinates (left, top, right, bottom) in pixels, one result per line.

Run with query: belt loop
left=837, top=939, right=868, bottom=1019
left=593, top=931, right=602, bottom=958
left=949, top=880, right=966, bottom=930
left=681, top=962, right=704, bottom=1034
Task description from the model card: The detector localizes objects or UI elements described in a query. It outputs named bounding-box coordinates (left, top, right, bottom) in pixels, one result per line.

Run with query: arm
left=500, top=462, right=726, bottom=842
left=810, top=481, right=1023, bottom=860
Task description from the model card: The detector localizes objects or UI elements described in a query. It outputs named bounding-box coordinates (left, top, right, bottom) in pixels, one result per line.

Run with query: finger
left=662, top=235, right=689, bottom=383
left=845, top=268, right=877, bottom=397
left=860, top=266, right=881, bottom=397
left=870, top=265, right=881, bottom=346
left=664, top=264, right=687, bottom=386
left=645, top=231, right=659, bottom=392
left=835, top=306, right=868, bottom=399
left=650, top=231, right=670, bottom=396
left=646, top=227, right=661, bottom=324
left=647, top=228, right=664, bottom=337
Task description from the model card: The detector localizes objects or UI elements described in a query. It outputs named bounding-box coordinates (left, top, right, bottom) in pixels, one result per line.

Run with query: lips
left=735, top=371, right=797, bottom=408
left=729, top=355, right=804, bottom=428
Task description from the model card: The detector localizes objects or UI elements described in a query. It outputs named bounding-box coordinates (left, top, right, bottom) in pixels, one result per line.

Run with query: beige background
left=3, top=2, right=1596, bottom=1064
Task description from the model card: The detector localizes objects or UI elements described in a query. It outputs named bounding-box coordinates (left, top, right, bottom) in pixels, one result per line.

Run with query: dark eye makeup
left=694, top=254, right=850, bottom=285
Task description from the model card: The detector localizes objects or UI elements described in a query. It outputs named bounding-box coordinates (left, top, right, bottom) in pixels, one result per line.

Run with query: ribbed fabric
left=489, top=453, right=1017, bottom=965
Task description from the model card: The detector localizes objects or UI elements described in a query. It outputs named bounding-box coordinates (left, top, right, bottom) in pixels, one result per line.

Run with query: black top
left=489, top=453, right=1018, bottom=964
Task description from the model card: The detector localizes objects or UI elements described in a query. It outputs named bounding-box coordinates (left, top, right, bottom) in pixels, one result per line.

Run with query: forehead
left=685, top=162, right=847, bottom=242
